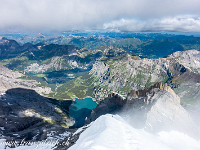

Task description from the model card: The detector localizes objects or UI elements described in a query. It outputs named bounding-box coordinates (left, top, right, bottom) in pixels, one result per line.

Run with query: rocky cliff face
left=89, top=50, right=200, bottom=105
left=169, top=50, right=200, bottom=74
left=124, top=83, right=197, bottom=135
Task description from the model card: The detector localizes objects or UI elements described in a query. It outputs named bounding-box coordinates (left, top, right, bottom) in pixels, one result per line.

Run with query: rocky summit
left=124, top=82, right=197, bottom=135
left=87, top=82, right=194, bottom=134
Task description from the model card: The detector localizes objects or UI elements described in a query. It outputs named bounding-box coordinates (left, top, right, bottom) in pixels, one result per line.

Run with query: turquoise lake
left=69, top=97, right=97, bottom=127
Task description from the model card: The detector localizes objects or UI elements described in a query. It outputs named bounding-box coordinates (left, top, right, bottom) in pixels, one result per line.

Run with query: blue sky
left=0, top=0, right=200, bottom=32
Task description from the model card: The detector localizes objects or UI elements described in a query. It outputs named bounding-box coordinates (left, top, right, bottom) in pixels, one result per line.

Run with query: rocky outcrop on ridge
left=127, top=82, right=178, bottom=100
left=124, top=83, right=196, bottom=135
left=86, top=92, right=125, bottom=123
left=87, top=83, right=175, bottom=122
left=87, top=82, right=197, bottom=136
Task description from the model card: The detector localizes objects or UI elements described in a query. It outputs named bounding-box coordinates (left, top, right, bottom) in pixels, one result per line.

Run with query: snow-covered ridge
left=69, top=114, right=200, bottom=150
left=68, top=83, right=200, bottom=150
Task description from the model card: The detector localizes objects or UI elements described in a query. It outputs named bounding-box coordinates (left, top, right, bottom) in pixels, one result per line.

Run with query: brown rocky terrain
left=0, top=65, right=51, bottom=95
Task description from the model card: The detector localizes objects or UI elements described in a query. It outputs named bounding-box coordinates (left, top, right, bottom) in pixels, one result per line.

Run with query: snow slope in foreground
left=69, top=114, right=200, bottom=150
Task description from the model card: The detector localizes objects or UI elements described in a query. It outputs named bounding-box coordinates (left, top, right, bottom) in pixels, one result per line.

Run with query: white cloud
left=0, top=0, right=200, bottom=32
left=103, top=16, right=200, bottom=32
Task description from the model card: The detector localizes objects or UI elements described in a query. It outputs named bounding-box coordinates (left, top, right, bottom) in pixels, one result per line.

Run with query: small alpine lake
left=69, top=97, right=97, bottom=127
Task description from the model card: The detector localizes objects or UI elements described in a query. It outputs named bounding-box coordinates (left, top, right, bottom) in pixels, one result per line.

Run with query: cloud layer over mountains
left=0, top=0, right=200, bottom=32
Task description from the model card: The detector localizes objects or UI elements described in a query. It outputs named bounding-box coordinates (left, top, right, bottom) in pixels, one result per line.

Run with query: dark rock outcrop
left=86, top=93, right=125, bottom=123
left=87, top=82, right=180, bottom=124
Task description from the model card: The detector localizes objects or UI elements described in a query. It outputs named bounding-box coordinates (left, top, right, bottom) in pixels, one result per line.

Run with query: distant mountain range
left=0, top=36, right=200, bottom=102
left=0, top=34, right=200, bottom=149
